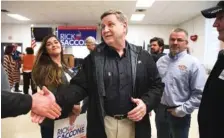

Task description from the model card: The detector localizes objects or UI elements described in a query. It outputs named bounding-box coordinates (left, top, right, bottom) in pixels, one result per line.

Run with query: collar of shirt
left=168, top=50, right=187, bottom=60
left=105, top=41, right=129, bottom=58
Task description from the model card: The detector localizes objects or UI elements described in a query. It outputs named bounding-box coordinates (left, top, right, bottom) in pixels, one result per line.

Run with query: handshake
left=31, top=86, right=81, bottom=124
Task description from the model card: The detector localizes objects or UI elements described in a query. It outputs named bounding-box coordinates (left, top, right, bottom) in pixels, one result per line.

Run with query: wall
left=1, top=24, right=31, bottom=53
left=1, top=23, right=176, bottom=58
left=126, top=24, right=176, bottom=46
left=178, top=15, right=206, bottom=63
left=178, top=15, right=221, bottom=70
left=203, top=18, right=220, bottom=69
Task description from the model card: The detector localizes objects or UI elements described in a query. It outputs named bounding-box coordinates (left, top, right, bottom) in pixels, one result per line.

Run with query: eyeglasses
left=169, top=38, right=186, bottom=43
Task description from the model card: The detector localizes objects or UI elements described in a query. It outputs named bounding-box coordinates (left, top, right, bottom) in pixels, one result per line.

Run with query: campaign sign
left=57, top=26, right=97, bottom=47
left=54, top=113, right=87, bottom=138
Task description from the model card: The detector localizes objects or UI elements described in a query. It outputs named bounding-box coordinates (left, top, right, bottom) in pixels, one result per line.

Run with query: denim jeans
left=155, top=104, right=191, bottom=138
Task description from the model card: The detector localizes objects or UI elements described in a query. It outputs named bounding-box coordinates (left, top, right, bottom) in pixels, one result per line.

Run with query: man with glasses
left=156, top=28, right=206, bottom=138
left=198, top=1, right=224, bottom=138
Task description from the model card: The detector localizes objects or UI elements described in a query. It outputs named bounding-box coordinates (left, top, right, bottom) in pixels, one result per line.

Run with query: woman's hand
left=69, top=105, right=81, bottom=125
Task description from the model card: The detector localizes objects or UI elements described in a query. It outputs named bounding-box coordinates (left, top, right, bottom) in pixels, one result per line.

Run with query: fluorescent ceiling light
left=136, top=0, right=155, bottom=8
left=7, top=14, right=30, bottom=21
left=131, top=14, right=145, bottom=21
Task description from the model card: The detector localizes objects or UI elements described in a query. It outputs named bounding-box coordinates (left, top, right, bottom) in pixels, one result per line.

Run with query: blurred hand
left=127, top=97, right=146, bottom=122
left=69, top=105, right=81, bottom=125
left=69, top=114, right=77, bottom=125
left=72, top=105, right=81, bottom=116
left=31, top=111, right=45, bottom=124
left=31, top=86, right=61, bottom=120
left=167, top=108, right=179, bottom=117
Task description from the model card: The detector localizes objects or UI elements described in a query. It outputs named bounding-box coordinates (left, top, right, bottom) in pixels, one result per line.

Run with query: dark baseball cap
left=201, top=1, right=224, bottom=18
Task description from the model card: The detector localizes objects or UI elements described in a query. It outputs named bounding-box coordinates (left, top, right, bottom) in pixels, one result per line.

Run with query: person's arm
left=141, top=52, right=164, bottom=112
left=1, top=64, right=31, bottom=118
left=1, top=91, right=32, bottom=118
left=174, top=61, right=207, bottom=117
left=1, top=89, right=62, bottom=119
left=55, top=56, right=90, bottom=115
left=3, top=55, right=10, bottom=78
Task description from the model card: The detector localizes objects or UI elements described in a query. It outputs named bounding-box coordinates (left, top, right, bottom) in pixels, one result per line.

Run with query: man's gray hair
left=171, top=28, right=189, bottom=39
left=100, top=9, right=128, bottom=34
left=85, top=36, right=96, bottom=44
left=100, top=9, right=128, bottom=24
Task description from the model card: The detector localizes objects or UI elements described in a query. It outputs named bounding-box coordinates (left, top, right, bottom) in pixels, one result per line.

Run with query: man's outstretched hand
left=31, top=86, right=61, bottom=122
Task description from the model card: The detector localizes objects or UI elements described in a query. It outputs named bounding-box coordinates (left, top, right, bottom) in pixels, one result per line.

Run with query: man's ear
left=123, top=21, right=127, bottom=27
left=159, top=47, right=163, bottom=53
left=123, top=22, right=128, bottom=34
left=186, top=40, right=188, bottom=45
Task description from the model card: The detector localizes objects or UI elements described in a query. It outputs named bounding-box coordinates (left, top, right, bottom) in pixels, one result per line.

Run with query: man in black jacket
left=198, top=1, right=224, bottom=138
left=52, top=10, right=164, bottom=138
left=1, top=65, right=61, bottom=119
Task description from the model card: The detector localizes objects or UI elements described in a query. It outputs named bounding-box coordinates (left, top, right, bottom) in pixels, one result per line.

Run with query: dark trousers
left=14, top=82, right=20, bottom=91
left=155, top=104, right=191, bottom=138
left=23, top=72, right=37, bottom=94
left=40, top=126, right=54, bottom=138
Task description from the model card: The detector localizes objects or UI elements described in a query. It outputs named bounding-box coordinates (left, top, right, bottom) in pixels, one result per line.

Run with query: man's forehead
left=101, top=15, right=119, bottom=23
left=170, top=32, right=186, bottom=37
left=151, top=41, right=159, bottom=44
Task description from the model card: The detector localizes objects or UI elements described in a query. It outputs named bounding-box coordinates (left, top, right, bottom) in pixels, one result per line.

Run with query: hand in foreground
left=127, top=98, right=146, bottom=122
left=31, top=111, right=45, bottom=124
left=69, top=105, right=81, bottom=125
left=31, top=86, right=61, bottom=121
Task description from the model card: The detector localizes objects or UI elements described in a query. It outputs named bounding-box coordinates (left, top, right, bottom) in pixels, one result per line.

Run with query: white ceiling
left=1, top=0, right=218, bottom=25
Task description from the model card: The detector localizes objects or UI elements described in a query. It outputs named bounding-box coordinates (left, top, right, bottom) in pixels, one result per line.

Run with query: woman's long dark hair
left=32, top=34, right=67, bottom=87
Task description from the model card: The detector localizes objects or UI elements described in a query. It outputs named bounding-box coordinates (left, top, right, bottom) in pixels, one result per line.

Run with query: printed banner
left=54, top=113, right=87, bottom=138
left=57, top=26, right=97, bottom=47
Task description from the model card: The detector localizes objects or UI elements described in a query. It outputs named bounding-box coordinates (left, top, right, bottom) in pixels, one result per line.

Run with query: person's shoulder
left=96, top=42, right=106, bottom=49
left=128, top=42, right=141, bottom=48
left=185, top=54, right=201, bottom=64
left=156, top=55, right=166, bottom=65
left=24, top=54, right=34, bottom=58
left=158, top=54, right=168, bottom=61
left=184, top=54, right=204, bottom=70
left=3, top=55, right=11, bottom=60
